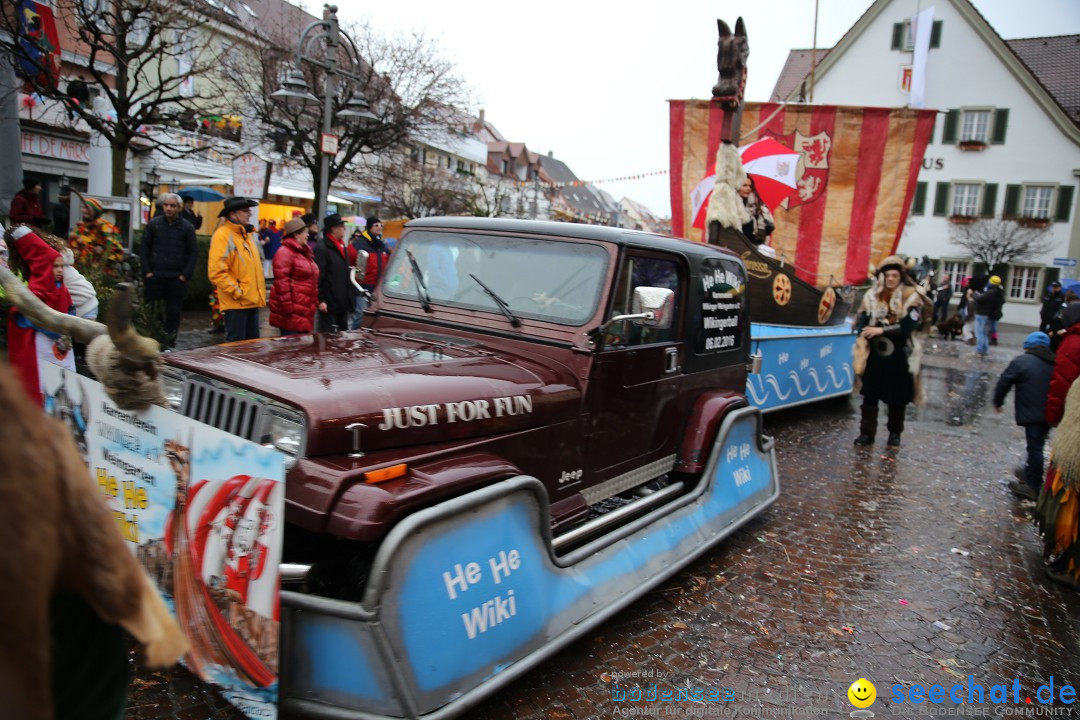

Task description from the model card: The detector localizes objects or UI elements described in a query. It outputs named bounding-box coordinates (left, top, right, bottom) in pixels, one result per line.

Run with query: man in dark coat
left=314, top=213, right=353, bottom=332
left=994, top=331, right=1055, bottom=499
left=932, top=273, right=952, bottom=325
left=51, top=186, right=72, bottom=235
left=1040, top=281, right=1065, bottom=334
left=180, top=197, right=203, bottom=231
left=140, top=192, right=197, bottom=348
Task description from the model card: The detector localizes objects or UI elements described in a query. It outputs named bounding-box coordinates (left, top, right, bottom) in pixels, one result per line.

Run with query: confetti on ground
left=899, top=599, right=909, bottom=605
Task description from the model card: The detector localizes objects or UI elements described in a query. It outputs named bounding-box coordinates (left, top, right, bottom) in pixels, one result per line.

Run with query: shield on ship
left=766, top=130, right=833, bottom=211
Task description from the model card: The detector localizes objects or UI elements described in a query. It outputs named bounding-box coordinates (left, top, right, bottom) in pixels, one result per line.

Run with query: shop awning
left=266, top=184, right=352, bottom=205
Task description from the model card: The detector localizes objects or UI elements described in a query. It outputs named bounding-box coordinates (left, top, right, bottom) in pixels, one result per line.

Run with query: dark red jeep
left=163, top=217, right=762, bottom=594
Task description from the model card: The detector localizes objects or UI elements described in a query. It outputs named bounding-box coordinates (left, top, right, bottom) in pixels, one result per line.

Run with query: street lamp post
left=271, top=4, right=376, bottom=222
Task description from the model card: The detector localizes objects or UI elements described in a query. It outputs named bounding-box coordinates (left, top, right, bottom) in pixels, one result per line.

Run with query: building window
left=891, top=20, right=942, bottom=50
left=942, top=260, right=971, bottom=294
left=1008, top=266, right=1041, bottom=301
left=960, top=110, right=990, bottom=143
left=951, top=183, right=980, bottom=217
left=500, top=159, right=508, bottom=174
left=1022, top=186, right=1054, bottom=220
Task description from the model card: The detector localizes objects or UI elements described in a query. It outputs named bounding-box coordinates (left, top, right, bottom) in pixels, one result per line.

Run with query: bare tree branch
left=2, top=0, right=238, bottom=193
left=225, top=17, right=472, bottom=199
left=948, top=217, right=1056, bottom=272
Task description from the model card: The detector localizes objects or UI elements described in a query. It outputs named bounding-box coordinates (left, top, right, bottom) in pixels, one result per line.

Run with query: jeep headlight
left=266, top=409, right=305, bottom=465
left=161, top=370, right=186, bottom=411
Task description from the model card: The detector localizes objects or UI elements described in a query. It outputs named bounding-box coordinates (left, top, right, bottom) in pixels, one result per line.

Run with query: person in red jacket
left=1046, top=303, right=1080, bottom=426
left=268, top=218, right=319, bottom=335
left=9, top=177, right=49, bottom=226
left=5, top=225, right=76, bottom=404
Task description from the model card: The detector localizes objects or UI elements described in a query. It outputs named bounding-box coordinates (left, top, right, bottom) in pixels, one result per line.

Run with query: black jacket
left=973, top=284, right=1005, bottom=319
left=1041, top=289, right=1065, bottom=325
left=993, top=346, right=1055, bottom=425
left=314, top=235, right=354, bottom=314
left=139, top=214, right=197, bottom=279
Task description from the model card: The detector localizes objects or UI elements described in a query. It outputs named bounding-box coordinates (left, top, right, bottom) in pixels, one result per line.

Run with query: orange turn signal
left=364, top=463, right=408, bottom=484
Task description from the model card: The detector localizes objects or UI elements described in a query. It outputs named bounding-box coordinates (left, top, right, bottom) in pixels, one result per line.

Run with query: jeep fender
left=326, top=452, right=522, bottom=540
left=676, top=390, right=747, bottom=474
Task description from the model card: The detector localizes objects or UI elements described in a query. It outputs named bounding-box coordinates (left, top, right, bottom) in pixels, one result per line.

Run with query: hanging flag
left=670, top=101, right=936, bottom=286
left=15, top=0, right=61, bottom=89
left=909, top=6, right=935, bottom=108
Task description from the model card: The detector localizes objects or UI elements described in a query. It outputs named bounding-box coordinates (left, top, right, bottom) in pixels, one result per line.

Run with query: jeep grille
left=181, top=380, right=263, bottom=442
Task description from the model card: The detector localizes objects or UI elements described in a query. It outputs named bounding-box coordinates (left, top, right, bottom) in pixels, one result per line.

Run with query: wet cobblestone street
left=129, top=324, right=1080, bottom=718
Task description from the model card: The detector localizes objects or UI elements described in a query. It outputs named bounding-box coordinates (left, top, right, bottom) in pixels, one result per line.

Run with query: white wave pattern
left=747, top=362, right=853, bottom=407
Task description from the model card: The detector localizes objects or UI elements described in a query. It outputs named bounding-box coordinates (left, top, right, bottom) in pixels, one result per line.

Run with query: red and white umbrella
left=691, top=137, right=803, bottom=229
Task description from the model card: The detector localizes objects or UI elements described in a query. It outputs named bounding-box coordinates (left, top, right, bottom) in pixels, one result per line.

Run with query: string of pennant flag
left=517, top=169, right=668, bottom=189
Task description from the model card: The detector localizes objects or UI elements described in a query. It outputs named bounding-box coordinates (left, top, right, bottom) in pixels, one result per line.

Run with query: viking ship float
left=668, top=24, right=936, bottom=410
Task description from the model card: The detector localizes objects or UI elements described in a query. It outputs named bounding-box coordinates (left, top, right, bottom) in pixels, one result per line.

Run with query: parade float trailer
left=158, top=217, right=779, bottom=718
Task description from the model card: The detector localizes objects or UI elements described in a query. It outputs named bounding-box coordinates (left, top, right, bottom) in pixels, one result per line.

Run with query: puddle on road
left=917, top=365, right=994, bottom=427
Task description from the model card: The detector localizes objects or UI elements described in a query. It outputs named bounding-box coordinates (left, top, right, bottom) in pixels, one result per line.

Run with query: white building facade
left=772, top=0, right=1080, bottom=325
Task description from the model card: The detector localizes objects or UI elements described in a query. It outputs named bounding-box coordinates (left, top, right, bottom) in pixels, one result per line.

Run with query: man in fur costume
left=853, top=255, right=932, bottom=447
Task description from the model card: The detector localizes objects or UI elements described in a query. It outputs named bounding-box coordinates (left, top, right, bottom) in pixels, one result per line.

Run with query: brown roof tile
left=769, top=48, right=830, bottom=101
left=1006, top=36, right=1080, bottom=126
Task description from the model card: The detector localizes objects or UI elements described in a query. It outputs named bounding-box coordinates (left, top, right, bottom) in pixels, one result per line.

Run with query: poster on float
left=41, top=364, right=285, bottom=719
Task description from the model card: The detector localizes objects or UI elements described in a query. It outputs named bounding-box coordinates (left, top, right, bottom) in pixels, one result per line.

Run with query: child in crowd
left=40, top=231, right=99, bottom=319
left=993, top=331, right=1055, bottom=500
left=5, top=225, right=77, bottom=404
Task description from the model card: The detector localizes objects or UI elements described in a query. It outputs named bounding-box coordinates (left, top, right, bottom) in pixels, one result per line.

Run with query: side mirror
left=747, top=350, right=762, bottom=374
left=631, top=287, right=674, bottom=329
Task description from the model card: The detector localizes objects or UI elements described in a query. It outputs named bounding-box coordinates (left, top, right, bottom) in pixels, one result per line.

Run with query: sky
left=332, top=0, right=1080, bottom=219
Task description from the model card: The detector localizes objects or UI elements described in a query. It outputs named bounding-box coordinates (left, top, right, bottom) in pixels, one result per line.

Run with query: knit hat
left=301, top=213, right=317, bottom=226
left=989, top=275, right=1002, bottom=285
left=82, top=197, right=104, bottom=218
left=366, top=216, right=382, bottom=230
left=1024, top=331, right=1051, bottom=349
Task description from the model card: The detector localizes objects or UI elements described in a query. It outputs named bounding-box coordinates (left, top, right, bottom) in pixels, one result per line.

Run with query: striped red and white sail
left=670, top=101, right=936, bottom=286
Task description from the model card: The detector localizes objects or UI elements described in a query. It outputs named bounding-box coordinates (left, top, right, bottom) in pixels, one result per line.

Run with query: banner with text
left=41, top=364, right=285, bottom=719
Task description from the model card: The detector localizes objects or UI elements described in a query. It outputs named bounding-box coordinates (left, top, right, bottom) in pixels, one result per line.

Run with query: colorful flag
left=16, top=0, right=62, bottom=89
left=670, top=101, right=936, bottom=286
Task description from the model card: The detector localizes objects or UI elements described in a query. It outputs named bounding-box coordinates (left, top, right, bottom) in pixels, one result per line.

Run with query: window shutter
left=930, top=20, right=943, bottom=48
left=942, top=110, right=958, bottom=143
left=891, top=23, right=904, bottom=50
left=1003, top=184, right=1021, bottom=218
left=912, top=182, right=927, bottom=215
left=981, top=184, right=997, bottom=217
left=933, top=182, right=950, bottom=216
left=1055, top=185, right=1075, bottom=223
left=991, top=109, right=1009, bottom=144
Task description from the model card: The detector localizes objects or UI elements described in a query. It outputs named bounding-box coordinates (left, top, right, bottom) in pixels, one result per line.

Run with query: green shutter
left=891, top=23, right=904, bottom=50
left=942, top=110, right=958, bottom=143
left=930, top=20, right=943, bottom=48
left=933, top=182, right=950, bottom=216
left=981, top=184, right=998, bottom=217
left=912, top=181, right=927, bottom=215
left=1055, top=185, right=1075, bottom=223
left=992, top=109, right=1009, bottom=144
left=1003, top=184, right=1021, bottom=218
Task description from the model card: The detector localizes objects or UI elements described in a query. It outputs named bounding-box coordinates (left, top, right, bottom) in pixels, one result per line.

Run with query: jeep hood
left=164, top=330, right=580, bottom=455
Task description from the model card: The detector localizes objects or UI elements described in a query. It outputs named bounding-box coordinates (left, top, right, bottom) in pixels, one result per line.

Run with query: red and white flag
left=670, top=101, right=936, bottom=286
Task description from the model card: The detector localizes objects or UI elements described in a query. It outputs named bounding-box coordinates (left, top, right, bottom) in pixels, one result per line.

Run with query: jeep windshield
left=381, top=231, right=610, bottom=326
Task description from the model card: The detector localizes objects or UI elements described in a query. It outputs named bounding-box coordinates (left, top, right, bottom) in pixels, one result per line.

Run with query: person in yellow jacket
left=208, top=197, right=266, bottom=341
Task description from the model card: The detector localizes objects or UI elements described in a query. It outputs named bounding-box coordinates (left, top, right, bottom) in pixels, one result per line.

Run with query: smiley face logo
left=847, top=678, right=876, bottom=708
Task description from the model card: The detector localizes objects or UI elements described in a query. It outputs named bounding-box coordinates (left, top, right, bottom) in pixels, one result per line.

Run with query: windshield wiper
left=405, top=250, right=433, bottom=313
left=469, top=273, right=521, bottom=327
